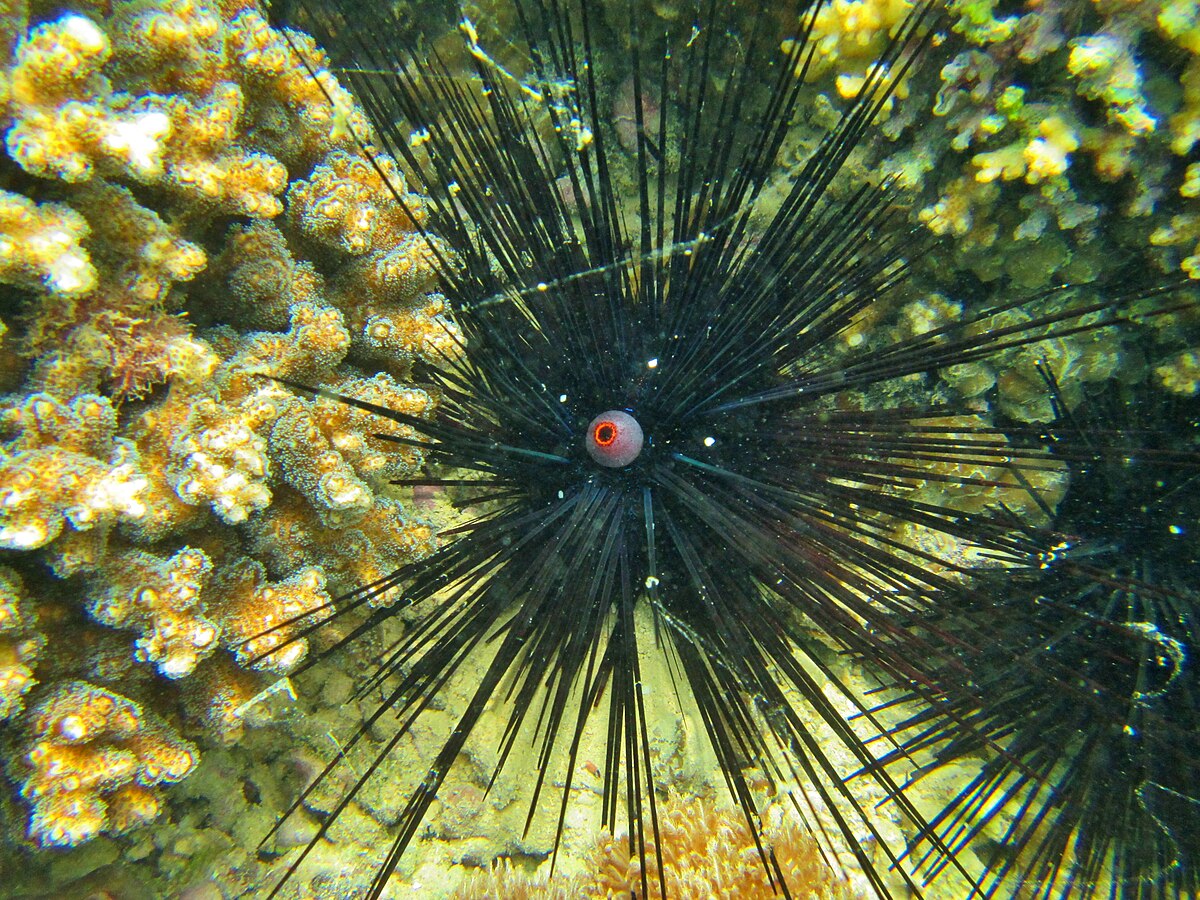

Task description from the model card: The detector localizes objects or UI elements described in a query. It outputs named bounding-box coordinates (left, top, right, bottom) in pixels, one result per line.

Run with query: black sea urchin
left=877, top=381, right=1200, bottom=900
left=256, top=1, right=1187, bottom=897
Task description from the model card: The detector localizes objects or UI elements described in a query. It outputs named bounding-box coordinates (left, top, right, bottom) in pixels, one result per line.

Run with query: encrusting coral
left=0, top=0, right=448, bottom=858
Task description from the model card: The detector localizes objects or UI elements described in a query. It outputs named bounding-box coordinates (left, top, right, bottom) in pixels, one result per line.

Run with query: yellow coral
left=153, top=80, right=288, bottom=215
left=247, top=490, right=438, bottom=599
left=1155, top=348, right=1200, bottom=394
left=105, top=782, right=162, bottom=834
left=1150, top=211, right=1200, bottom=279
left=973, top=114, right=1080, bottom=186
left=15, top=681, right=199, bottom=847
left=7, top=8, right=290, bottom=212
left=0, top=189, right=97, bottom=296
left=25, top=680, right=141, bottom=745
left=288, top=149, right=425, bottom=255
left=182, top=654, right=270, bottom=745
left=85, top=547, right=219, bottom=678
left=108, top=0, right=229, bottom=96
left=210, top=558, right=332, bottom=672
left=0, top=566, right=45, bottom=721
left=165, top=396, right=274, bottom=523
left=209, top=219, right=325, bottom=330
left=1066, top=33, right=1155, bottom=136
left=1022, top=115, right=1080, bottom=183
left=0, top=393, right=149, bottom=550
left=73, top=180, right=207, bottom=302
left=226, top=9, right=371, bottom=161
left=0, top=0, right=454, bottom=857
left=918, top=175, right=1002, bottom=259
left=14, top=182, right=212, bottom=400
left=6, top=13, right=140, bottom=182
left=455, top=794, right=865, bottom=899
left=360, top=292, right=465, bottom=362
left=270, top=372, right=435, bottom=523
left=794, top=0, right=915, bottom=93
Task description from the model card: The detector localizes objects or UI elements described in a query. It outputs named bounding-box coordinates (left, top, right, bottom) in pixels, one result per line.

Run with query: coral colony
left=0, top=0, right=1195, bottom=899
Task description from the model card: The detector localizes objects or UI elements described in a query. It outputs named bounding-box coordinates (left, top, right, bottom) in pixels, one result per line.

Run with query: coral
left=85, top=547, right=218, bottom=679
left=0, top=0, right=1189, bottom=892
left=20, top=182, right=210, bottom=400
left=181, top=654, right=272, bottom=745
left=208, top=557, right=332, bottom=673
left=1066, top=31, right=1155, bottom=136
left=821, top=0, right=1200, bottom=420
left=452, top=794, right=865, bottom=900
left=270, top=371, right=435, bottom=524
left=935, top=297, right=1128, bottom=421
left=898, top=0, right=1199, bottom=288
left=287, top=149, right=425, bottom=256
left=0, top=0, right=444, bottom=855
left=289, top=151, right=462, bottom=363
left=974, top=114, right=1081, bottom=185
left=6, top=10, right=287, bottom=214
left=224, top=8, right=372, bottom=165
left=0, top=567, right=45, bottom=721
left=206, top=219, right=324, bottom=330
left=1155, top=347, right=1200, bottom=394
left=0, top=189, right=96, bottom=297
left=163, top=394, right=275, bottom=525
left=12, top=681, right=198, bottom=848
left=0, top=393, right=149, bottom=551
left=247, top=490, right=438, bottom=598
left=798, top=0, right=916, bottom=102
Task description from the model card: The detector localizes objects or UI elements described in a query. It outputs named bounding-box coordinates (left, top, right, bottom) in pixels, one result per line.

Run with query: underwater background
left=0, top=0, right=1197, bottom=897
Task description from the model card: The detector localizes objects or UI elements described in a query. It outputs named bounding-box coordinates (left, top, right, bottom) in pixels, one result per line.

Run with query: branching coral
left=247, top=490, right=438, bottom=598
left=85, top=546, right=218, bottom=679
left=271, top=371, right=435, bottom=524
left=0, top=566, right=45, bottom=721
left=0, top=392, right=149, bottom=551
left=838, top=0, right=1200, bottom=418
left=6, top=8, right=289, bottom=213
left=800, top=0, right=916, bottom=102
left=0, top=0, right=446, bottom=858
left=208, top=557, right=332, bottom=673
left=0, top=189, right=96, bottom=297
left=904, top=0, right=1197, bottom=288
left=12, top=681, right=198, bottom=848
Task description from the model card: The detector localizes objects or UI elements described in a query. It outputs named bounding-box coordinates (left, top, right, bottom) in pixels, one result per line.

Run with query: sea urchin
left=256, top=1, right=1185, bottom=896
